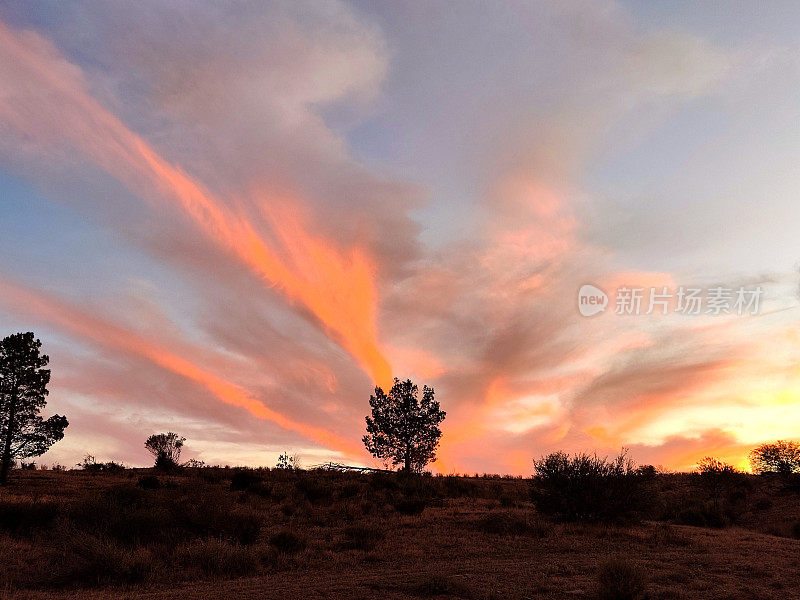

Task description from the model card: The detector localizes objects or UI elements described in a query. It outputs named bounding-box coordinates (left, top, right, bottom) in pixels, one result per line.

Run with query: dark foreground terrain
left=1, top=467, right=800, bottom=600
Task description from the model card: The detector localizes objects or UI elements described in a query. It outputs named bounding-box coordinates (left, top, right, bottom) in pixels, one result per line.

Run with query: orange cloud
left=0, top=19, right=391, bottom=388
left=0, top=278, right=362, bottom=459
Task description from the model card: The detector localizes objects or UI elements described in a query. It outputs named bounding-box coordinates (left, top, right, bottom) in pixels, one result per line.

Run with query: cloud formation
left=0, top=1, right=798, bottom=472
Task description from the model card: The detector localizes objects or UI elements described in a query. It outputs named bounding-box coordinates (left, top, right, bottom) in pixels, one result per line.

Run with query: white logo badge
left=578, top=284, right=608, bottom=317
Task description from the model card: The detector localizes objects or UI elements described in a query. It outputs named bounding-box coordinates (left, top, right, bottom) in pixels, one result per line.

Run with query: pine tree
left=363, top=378, right=445, bottom=472
left=0, top=332, right=68, bottom=484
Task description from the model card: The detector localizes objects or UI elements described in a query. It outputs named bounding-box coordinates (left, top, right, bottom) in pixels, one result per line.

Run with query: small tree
left=697, top=457, right=739, bottom=509
left=145, top=432, right=185, bottom=470
left=276, top=452, right=299, bottom=470
left=750, top=440, right=800, bottom=476
left=0, top=332, right=68, bottom=485
left=363, top=378, right=446, bottom=473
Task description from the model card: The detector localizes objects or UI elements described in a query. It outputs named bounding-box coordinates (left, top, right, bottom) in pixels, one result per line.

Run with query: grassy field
left=1, top=467, right=800, bottom=599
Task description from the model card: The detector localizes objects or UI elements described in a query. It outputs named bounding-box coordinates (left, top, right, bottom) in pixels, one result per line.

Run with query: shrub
left=177, top=538, right=259, bottom=577
left=531, top=450, right=649, bottom=523
left=154, top=454, right=181, bottom=472
left=697, top=457, right=739, bottom=509
left=674, top=504, right=727, bottom=529
left=0, top=501, right=59, bottom=534
left=230, top=469, right=263, bottom=491
left=499, top=493, right=516, bottom=507
left=177, top=500, right=263, bottom=545
left=636, top=465, right=658, bottom=479
left=675, top=507, right=706, bottom=528
left=477, top=511, right=550, bottom=537
left=79, top=455, right=126, bottom=473
left=339, top=481, right=363, bottom=499
left=50, top=530, right=155, bottom=586
left=596, top=558, right=648, bottom=600
left=269, top=529, right=307, bottom=554
left=443, top=476, right=477, bottom=498
left=276, top=452, right=300, bottom=470
left=295, top=476, right=333, bottom=504
left=145, top=432, right=185, bottom=471
left=340, top=524, right=384, bottom=551
left=394, top=497, right=427, bottom=515
left=368, top=471, right=399, bottom=491
left=137, top=475, right=161, bottom=490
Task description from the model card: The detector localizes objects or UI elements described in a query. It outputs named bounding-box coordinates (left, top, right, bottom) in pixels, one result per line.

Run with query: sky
left=0, top=1, right=799, bottom=473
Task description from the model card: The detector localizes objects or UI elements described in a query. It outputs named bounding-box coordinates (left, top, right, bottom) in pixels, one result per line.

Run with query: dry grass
left=0, top=468, right=799, bottom=599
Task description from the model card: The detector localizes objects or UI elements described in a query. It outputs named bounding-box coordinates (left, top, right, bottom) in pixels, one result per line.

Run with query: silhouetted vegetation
left=0, top=332, right=68, bottom=484
left=596, top=558, right=648, bottom=600
left=530, top=450, right=650, bottom=522
left=750, top=440, right=800, bottom=475
left=144, top=432, right=185, bottom=471
left=363, top=378, right=446, bottom=472
left=697, top=457, right=741, bottom=510
left=276, top=451, right=300, bottom=470
left=79, top=454, right=125, bottom=473
left=2, top=458, right=800, bottom=597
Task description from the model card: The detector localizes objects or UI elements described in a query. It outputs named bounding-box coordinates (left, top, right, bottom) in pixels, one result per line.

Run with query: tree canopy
left=0, top=332, right=68, bottom=484
left=363, top=378, right=445, bottom=473
left=145, top=432, right=185, bottom=469
left=749, top=440, right=800, bottom=475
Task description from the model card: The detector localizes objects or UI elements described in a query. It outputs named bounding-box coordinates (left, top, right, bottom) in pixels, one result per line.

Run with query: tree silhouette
left=145, top=432, right=185, bottom=470
left=0, top=332, right=68, bottom=484
left=749, top=440, right=800, bottom=475
left=363, top=378, right=445, bottom=473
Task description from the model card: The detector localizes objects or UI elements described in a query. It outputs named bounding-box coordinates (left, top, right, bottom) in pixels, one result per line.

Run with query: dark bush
left=269, top=529, right=307, bottom=554
left=596, top=558, right=648, bottom=600
left=499, top=493, right=515, bottom=507
left=674, top=504, right=728, bottom=529
left=338, top=481, right=363, bottom=499
left=477, top=511, right=550, bottom=537
left=246, top=481, right=273, bottom=498
left=230, top=470, right=262, bottom=491
left=394, top=497, right=427, bottom=515
left=369, top=471, right=399, bottom=491
left=177, top=499, right=263, bottom=545
left=68, top=494, right=172, bottom=545
left=340, top=524, right=384, bottom=551
left=530, top=451, right=649, bottom=523
left=177, top=538, right=259, bottom=577
left=81, top=458, right=126, bottom=474
left=137, top=475, right=161, bottom=490
left=0, top=501, right=59, bottom=534
left=295, top=476, right=333, bottom=504
left=47, top=530, right=155, bottom=586
left=636, top=464, right=658, bottom=479
left=443, top=476, right=478, bottom=498
left=675, top=507, right=706, bottom=528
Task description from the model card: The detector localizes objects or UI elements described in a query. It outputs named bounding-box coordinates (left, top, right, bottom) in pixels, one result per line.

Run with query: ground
left=1, top=468, right=799, bottom=599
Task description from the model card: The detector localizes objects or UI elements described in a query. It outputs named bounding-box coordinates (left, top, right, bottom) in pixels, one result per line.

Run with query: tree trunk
left=0, top=391, right=17, bottom=485
left=404, top=444, right=411, bottom=473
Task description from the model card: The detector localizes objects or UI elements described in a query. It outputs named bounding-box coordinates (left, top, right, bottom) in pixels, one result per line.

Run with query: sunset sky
left=1, top=1, right=799, bottom=473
